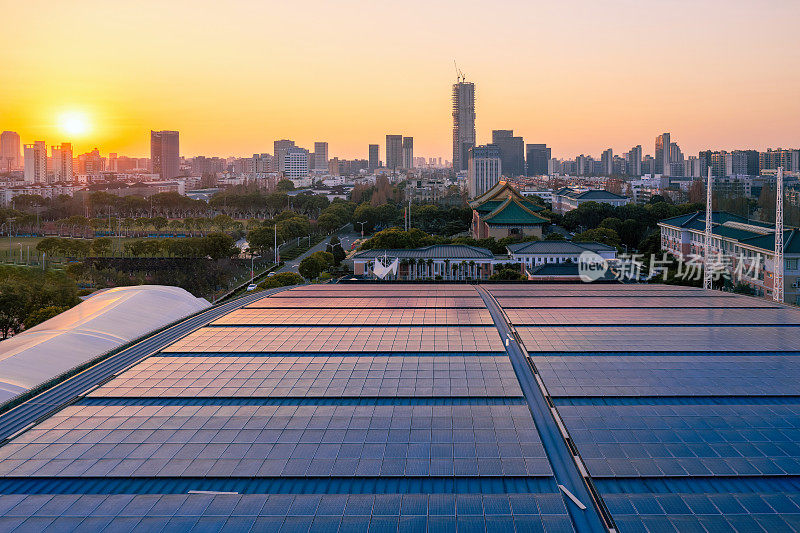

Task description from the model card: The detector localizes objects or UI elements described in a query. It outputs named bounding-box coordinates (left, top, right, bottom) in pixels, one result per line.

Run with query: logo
left=578, top=251, right=608, bottom=282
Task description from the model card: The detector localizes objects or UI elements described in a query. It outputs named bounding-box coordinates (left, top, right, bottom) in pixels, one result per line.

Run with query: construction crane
left=454, top=60, right=465, bottom=83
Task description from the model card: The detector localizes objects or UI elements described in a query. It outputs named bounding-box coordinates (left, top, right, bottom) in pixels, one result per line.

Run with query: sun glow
left=58, top=111, right=91, bottom=137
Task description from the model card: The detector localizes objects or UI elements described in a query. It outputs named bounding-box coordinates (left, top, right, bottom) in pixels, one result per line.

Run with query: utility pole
left=273, top=224, right=278, bottom=264
left=703, top=166, right=713, bottom=290
left=774, top=166, right=784, bottom=303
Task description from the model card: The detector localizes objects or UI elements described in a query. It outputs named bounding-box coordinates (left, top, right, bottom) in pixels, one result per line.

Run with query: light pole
left=250, top=253, right=260, bottom=283
left=356, top=221, right=366, bottom=237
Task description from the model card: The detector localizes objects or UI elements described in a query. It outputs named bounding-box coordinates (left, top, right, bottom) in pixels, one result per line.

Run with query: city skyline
left=2, top=0, right=799, bottom=160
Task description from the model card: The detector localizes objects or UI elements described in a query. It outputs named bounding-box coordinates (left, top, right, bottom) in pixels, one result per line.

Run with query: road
left=277, top=228, right=360, bottom=274
left=0, top=286, right=294, bottom=445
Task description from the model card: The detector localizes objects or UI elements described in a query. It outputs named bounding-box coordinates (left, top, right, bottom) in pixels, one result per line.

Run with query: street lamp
left=356, top=221, right=366, bottom=237
left=250, top=253, right=260, bottom=283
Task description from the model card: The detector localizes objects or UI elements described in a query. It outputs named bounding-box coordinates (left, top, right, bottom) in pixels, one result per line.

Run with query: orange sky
left=2, top=0, right=799, bottom=160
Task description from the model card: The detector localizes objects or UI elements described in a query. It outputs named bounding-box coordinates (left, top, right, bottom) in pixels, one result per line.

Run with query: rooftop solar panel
left=162, top=326, right=505, bottom=353
left=212, top=308, right=495, bottom=326
left=245, top=297, right=487, bottom=308
left=507, top=308, right=800, bottom=326
left=499, top=296, right=780, bottom=308
left=87, top=355, right=523, bottom=398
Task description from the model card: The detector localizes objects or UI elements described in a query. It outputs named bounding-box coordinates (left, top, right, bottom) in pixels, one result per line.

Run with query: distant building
left=508, top=240, right=617, bottom=269
left=655, top=132, right=670, bottom=177
left=76, top=148, right=104, bottom=176
left=452, top=80, right=476, bottom=172
left=492, top=130, right=524, bottom=177
left=552, top=187, right=630, bottom=214
left=252, top=153, right=273, bottom=174
left=313, top=142, right=328, bottom=171
left=525, top=144, right=550, bottom=176
left=402, top=137, right=414, bottom=169
left=626, top=145, right=642, bottom=176
left=1, top=131, right=21, bottom=171
left=760, top=149, right=799, bottom=173
left=273, top=139, right=295, bottom=172
left=23, top=141, right=47, bottom=184
left=51, top=143, right=73, bottom=182
left=467, top=144, right=501, bottom=198
left=601, top=148, right=613, bottom=176
left=368, top=144, right=380, bottom=169
left=352, top=245, right=501, bottom=280
left=469, top=180, right=549, bottom=240
left=150, top=130, right=180, bottom=179
left=386, top=135, right=402, bottom=170
left=284, top=146, right=309, bottom=178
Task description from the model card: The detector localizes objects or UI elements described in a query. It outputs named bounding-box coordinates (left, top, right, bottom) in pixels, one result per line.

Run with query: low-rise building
left=552, top=187, right=629, bottom=214
left=659, top=211, right=800, bottom=304
left=507, top=240, right=617, bottom=268
left=352, top=244, right=502, bottom=280
left=469, top=181, right=549, bottom=239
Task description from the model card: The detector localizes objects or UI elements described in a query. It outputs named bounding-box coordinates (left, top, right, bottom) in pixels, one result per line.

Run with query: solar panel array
left=0, top=284, right=580, bottom=531
left=498, top=283, right=800, bottom=531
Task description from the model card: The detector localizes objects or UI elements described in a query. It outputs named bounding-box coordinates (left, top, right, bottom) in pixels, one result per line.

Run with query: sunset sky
left=3, top=0, right=799, bottom=160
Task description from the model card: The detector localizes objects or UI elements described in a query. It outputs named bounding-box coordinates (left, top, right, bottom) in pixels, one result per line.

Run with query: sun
left=58, top=111, right=91, bottom=137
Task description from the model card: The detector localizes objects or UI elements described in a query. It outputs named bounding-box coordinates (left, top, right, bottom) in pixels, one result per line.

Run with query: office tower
left=313, top=142, right=328, bottom=171
left=284, top=146, right=309, bottom=178
left=23, top=141, right=47, bottom=184
left=1, top=131, right=21, bottom=171
left=386, top=135, right=402, bottom=170
left=525, top=144, right=551, bottom=176
left=150, top=130, right=180, bottom=179
left=655, top=133, right=670, bottom=176
left=601, top=148, right=613, bottom=176
left=273, top=139, right=295, bottom=172
left=51, top=143, right=73, bottom=182
left=402, top=137, right=414, bottom=169
left=467, top=144, right=501, bottom=198
left=368, top=144, right=380, bottom=169
left=626, top=145, right=642, bottom=176
left=452, top=80, right=476, bottom=171
left=491, top=130, right=524, bottom=177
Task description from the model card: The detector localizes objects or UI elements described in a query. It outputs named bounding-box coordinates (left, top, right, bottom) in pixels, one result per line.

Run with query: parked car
left=246, top=284, right=257, bottom=291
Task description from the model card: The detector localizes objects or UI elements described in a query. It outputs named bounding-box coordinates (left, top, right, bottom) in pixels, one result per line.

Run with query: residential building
left=402, top=137, right=414, bottom=169
left=76, top=149, right=104, bottom=176
left=313, top=142, right=328, bottom=171
left=659, top=211, right=800, bottom=304
left=467, top=144, right=501, bottom=198
left=760, top=148, right=800, bottom=173
left=525, top=144, right=550, bottom=176
left=23, top=141, right=47, bottom=184
left=600, top=148, right=613, bottom=175
left=385, top=135, right=402, bottom=170
left=368, top=144, right=380, bottom=169
left=552, top=187, right=630, bottom=214
left=251, top=153, right=273, bottom=174
left=284, top=146, right=309, bottom=178
left=51, top=143, right=73, bottom=182
left=626, top=145, right=642, bottom=176
left=452, top=80, right=476, bottom=171
left=273, top=139, right=295, bottom=172
left=150, top=130, right=180, bottom=179
left=1, top=131, right=21, bottom=171
left=469, top=180, right=549, bottom=239
left=492, top=130, right=524, bottom=177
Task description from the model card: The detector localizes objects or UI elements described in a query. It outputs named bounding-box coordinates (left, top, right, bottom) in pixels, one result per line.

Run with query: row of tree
left=0, top=266, right=80, bottom=339
left=35, top=234, right=239, bottom=260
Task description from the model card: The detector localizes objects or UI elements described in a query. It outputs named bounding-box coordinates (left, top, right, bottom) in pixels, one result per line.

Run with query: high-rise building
left=23, top=141, right=47, bottom=184
left=1, top=131, right=21, bottom=171
left=313, top=142, right=328, bottom=171
left=150, top=130, right=180, bottom=179
left=386, top=135, right=402, bottom=170
left=273, top=139, right=295, bottom=172
left=759, top=149, right=799, bottom=173
left=525, top=144, right=551, bottom=176
left=491, top=130, right=524, bottom=177
left=51, top=143, right=73, bottom=182
left=284, top=146, right=309, bottom=178
left=452, top=80, right=476, bottom=172
left=402, top=137, right=414, bottom=169
left=252, top=153, right=273, bottom=174
left=655, top=132, right=670, bottom=176
left=368, top=144, right=380, bottom=170
left=467, top=144, right=501, bottom=198
left=626, top=145, right=642, bottom=176
left=601, top=148, right=613, bottom=176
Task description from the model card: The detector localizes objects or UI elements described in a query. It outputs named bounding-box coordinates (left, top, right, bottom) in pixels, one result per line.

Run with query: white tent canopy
left=0, top=285, right=210, bottom=404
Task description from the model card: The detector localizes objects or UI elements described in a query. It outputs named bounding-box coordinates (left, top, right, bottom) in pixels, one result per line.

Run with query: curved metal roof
left=0, top=285, right=210, bottom=404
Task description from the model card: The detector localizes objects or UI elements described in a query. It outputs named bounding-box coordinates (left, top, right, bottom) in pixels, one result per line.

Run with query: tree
left=299, top=251, right=334, bottom=279
left=326, top=236, right=346, bottom=266
left=258, top=272, right=304, bottom=289
left=276, top=179, right=295, bottom=192
left=573, top=227, right=622, bottom=248
left=202, top=233, right=239, bottom=260
left=91, top=237, right=113, bottom=256
left=25, top=305, right=69, bottom=329
left=0, top=280, right=29, bottom=339
left=151, top=216, right=168, bottom=231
